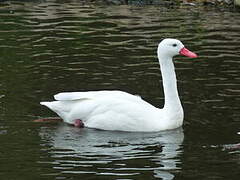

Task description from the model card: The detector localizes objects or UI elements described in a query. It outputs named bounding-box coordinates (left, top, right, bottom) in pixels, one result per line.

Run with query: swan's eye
left=172, top=43, right=177, bottom=47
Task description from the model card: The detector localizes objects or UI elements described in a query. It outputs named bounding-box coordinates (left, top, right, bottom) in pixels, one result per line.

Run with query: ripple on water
left=0, top=128, right=7, bottom=135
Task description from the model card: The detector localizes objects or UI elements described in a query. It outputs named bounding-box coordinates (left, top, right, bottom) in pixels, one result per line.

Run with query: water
left=0, top=1, right=240, bottom=179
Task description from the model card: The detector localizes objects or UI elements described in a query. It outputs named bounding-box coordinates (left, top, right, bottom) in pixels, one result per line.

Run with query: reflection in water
left=39, top=125, right=184, bottom=179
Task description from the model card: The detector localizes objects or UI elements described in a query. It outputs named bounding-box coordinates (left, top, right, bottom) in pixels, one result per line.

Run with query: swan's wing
left=60, top=95, right=158, bottom=131
left=54, top=90, right=142, bottom=101
left=42, top=91, right=160, bottom=131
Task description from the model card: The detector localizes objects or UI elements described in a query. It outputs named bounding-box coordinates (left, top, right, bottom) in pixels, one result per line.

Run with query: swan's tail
left=40, top=101, right=63, bottom=117
left=40, top=101, right=54, bottom=110
left=40, top=101, right=71, bottom=122
left=40, top=101, right=66, bottom=112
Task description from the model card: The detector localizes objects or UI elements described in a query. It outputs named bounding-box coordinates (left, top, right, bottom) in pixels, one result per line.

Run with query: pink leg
left=33, top=117, right=63, bottom=122
left=34, top=117, right=84, bottom=128
left=74, top=119, right=84, bottom=128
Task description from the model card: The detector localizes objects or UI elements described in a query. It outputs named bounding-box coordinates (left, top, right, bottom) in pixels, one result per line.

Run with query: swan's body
left=40, top=38, right=197, bottom=132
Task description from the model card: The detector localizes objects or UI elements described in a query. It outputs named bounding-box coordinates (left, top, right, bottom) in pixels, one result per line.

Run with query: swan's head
left=157, top=38, right=197, bottom=59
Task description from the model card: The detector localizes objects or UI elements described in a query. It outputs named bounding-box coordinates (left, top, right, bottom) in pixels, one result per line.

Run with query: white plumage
left=40, top=38, right=197, bottom=132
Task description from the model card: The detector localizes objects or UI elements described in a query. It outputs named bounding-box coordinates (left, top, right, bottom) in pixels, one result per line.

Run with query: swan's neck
left=158, top=55, right=182, bottom=112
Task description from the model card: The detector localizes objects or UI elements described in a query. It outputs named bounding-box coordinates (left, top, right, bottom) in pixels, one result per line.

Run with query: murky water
left=0, top=0, right=240, bottom=179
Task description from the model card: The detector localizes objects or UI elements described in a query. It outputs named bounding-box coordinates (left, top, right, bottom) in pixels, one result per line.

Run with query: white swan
left=40, top=38, right=197, bottom=132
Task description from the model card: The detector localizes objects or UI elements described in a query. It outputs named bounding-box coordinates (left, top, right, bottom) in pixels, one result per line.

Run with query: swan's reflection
left=39, top=124, right=184, bottom=179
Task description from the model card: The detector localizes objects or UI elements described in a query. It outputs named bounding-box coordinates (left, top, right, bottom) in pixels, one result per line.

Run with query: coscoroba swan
left=40, top=38, right=197, bottom=132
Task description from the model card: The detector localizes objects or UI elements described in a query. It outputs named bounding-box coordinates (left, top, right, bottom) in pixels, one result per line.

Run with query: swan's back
left=54, top=90, right=142, bottom=102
